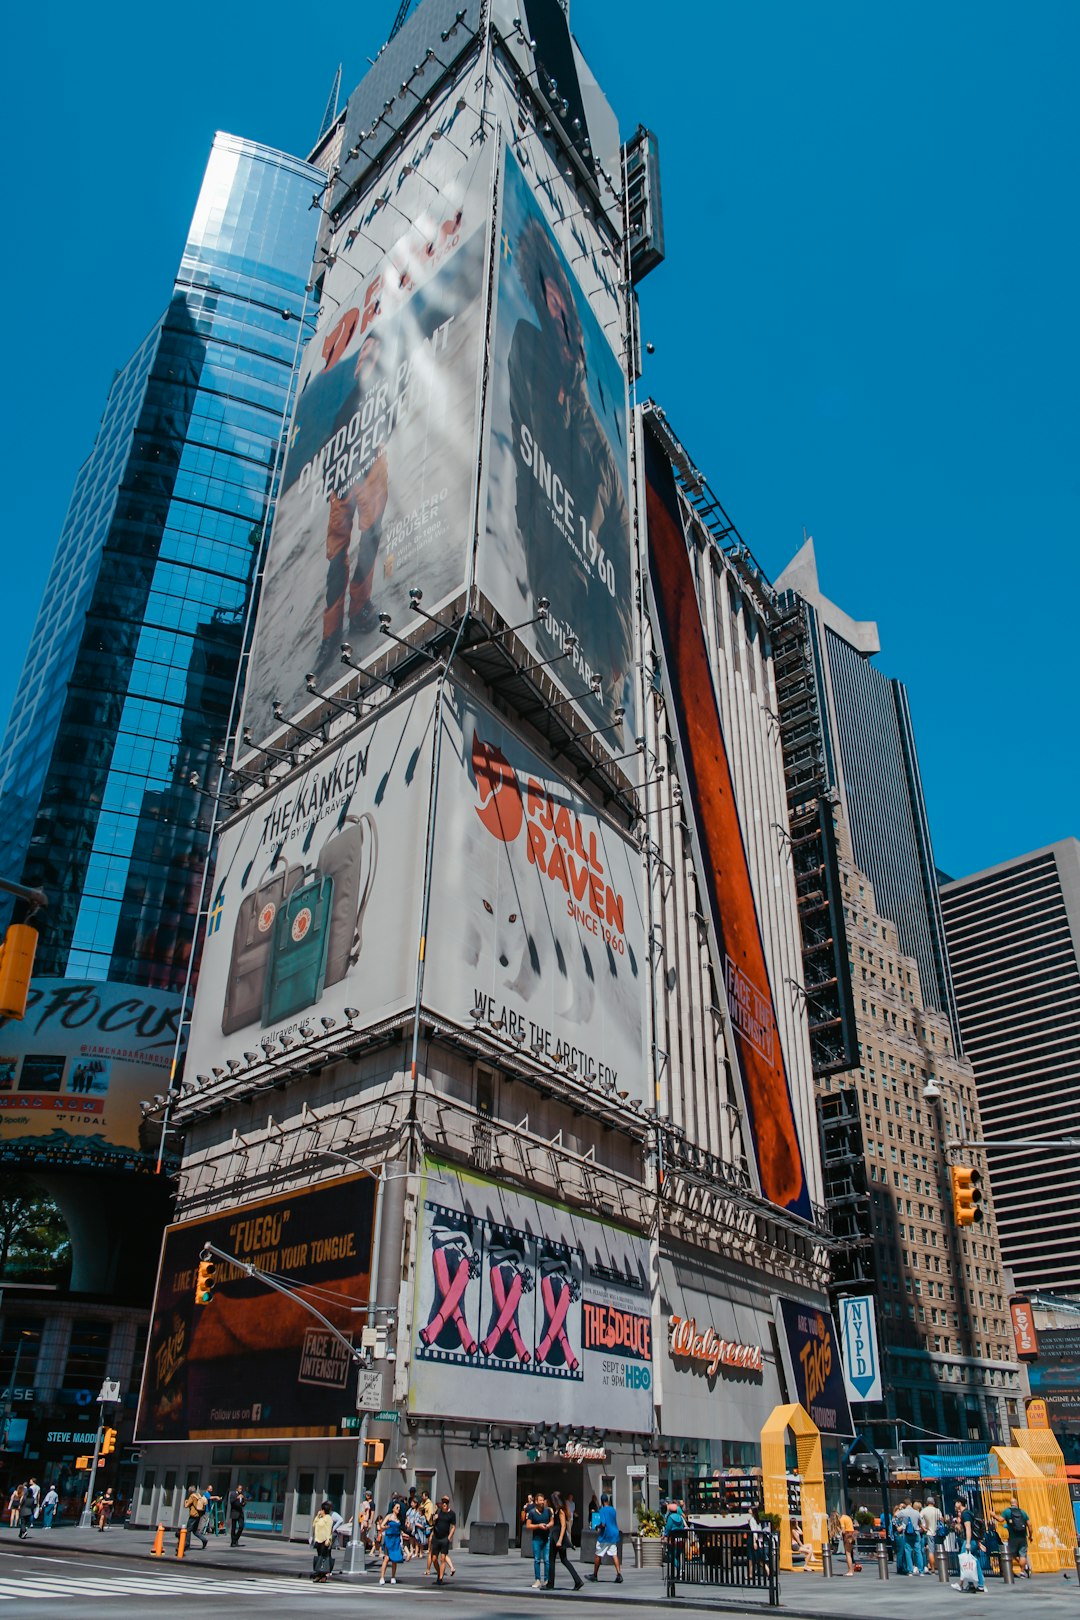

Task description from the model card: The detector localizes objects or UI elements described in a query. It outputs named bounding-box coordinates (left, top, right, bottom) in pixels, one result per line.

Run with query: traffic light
left=194, top=1248, right=217, bottom=1306
left=0, top=923, right=38, bottom=1021
left=102, top=1428, right=117, bottom=1456
left=364, top=1438, right=385, bottom=1467
left=951, top=1164, right=984, bottom=1227
left=75, top=1455, right=91, bottom=1471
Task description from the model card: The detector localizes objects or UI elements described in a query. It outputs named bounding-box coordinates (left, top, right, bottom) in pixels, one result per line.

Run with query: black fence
left=665, top=1528, right=780, bottom=1607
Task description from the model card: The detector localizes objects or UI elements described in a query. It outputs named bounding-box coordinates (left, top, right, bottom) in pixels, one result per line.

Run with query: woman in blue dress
left=380, top=1502, right=405, bottom=1585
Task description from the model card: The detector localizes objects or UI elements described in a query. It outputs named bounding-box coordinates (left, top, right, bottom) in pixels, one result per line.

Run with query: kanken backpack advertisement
left=186, top=689, right=435, bottom=1077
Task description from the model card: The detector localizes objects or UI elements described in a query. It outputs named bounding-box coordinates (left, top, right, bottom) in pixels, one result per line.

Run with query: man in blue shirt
left=588, top=1495, right=623, bottom=1583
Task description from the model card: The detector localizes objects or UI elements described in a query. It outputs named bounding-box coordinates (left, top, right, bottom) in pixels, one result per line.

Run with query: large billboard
left=239, top=148, right=493, bottom=747
left=642, top=417, right=812, bottom=1221
left=137, top=1174, right=375, bottom=1441
left=185, top=686, right=436, bottom=1076
left=773, top=1296, right=854, bottom=1437
left=480, top=146, right=635, bottom=742
left=425, top=682, right=646, bottom=1103
left=0, top=979, right=181, bottom=1171
left=409, top=1160, right=652, bottom=1431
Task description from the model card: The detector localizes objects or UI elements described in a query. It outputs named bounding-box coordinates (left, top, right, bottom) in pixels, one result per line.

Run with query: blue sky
left=2, top=1, right=1076, bottom=881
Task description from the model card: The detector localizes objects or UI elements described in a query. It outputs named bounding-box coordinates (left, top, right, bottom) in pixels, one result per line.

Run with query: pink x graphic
left=420, top=1245, right=477, bottom=1352
left=481, top=1263, right=530, bottom=1361
left=536, top=1274, right=579, bottom=1370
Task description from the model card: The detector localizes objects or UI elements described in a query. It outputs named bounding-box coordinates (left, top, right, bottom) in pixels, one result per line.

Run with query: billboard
left=239, top=148, right=493, bottom=747
left=1026, top=1324, right=1080, bottom=1423
left=480, top=146, right=635, bottom=742
left=0, top=979, right=181, bottom=1171
left=137, top=1174, right=375, bottom=1441
left=1010, top=1297, right=1039, bottom=1360
left=425, top=682, right=646, bottom=1103
left=409, top=1160, right=652, bottom=1430
left=838, top=1294, right=883, bottom=1404
left=184, top=685, right=436, bottom=1076
left=773, top=1296, right=854, bottom=1437
left=643, top=417, right=812, bottom=1221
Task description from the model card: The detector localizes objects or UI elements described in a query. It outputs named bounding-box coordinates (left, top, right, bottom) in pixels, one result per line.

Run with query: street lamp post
left=78, top=1379, right=120, bottom=1528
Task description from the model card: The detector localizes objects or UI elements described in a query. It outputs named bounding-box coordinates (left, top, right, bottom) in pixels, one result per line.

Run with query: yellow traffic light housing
left=0, top=923, right=38, bottom=1021
left=102, top=1427, right=117, bottom=1456
left=75, top=1455, right=91, bottom=1470
left=364, top=1438, right=386, bottom=1467
left=194, top=1248, right=217, bottom=1306
left=951, top=1164, right=983, bottom=1227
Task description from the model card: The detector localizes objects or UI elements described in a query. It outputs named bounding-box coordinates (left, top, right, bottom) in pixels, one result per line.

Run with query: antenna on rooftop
left=315, top=64, right=343, bottom=147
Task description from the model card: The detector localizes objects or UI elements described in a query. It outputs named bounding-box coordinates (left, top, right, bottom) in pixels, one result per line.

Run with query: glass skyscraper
left=0, top=133, right=323, bottom=988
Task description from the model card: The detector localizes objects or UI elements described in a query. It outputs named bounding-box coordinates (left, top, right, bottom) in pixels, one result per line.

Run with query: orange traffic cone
left=176, top=1526, right=187, bottom=1559
left=152, top=1523, right=165, bottom=1557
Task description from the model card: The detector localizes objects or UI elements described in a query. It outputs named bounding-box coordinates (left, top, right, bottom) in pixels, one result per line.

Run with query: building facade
left=129, top=0, right=836, bottom=1543
left=0, top=133, right=323, bottom=1511
left=940, top=839, right=1080, bottom=1297
left=772, top=552, right=1020, bottom=1445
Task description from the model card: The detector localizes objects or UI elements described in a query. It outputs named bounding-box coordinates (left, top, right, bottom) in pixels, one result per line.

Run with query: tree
left=0, top=1174, right=71, bottom=1281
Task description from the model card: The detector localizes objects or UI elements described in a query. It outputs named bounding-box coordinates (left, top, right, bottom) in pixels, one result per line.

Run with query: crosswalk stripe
left=0, top=1574, right=312, bottom=1598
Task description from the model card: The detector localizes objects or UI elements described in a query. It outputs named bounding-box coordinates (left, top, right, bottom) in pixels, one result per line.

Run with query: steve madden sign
left=668, top=1315, right=763, bottom=1377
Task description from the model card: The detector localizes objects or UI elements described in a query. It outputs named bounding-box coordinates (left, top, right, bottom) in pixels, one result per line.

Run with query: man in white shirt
left=921, top=1497, right=942, bottom=1573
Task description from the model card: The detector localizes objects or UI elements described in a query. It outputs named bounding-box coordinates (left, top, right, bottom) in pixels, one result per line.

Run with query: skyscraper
left=0, top=132, right=323, bottom=986
left=0, top=131, right=322, bottom=1507
left=775, top=537, right=960, bottom=1042
left=940, top=839, right=1080, bottom=1295
left=774, top=542, right=1019, bottom=1442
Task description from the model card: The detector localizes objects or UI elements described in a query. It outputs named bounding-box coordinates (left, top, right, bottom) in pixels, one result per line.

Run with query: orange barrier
left=176, top=1526, right=187, bottom=1559
left=151, top=1523, right=165, bottom=1557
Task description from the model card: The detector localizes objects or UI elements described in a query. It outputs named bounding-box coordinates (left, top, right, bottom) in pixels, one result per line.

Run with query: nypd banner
left=839, top=1294, right=883, bottom=1404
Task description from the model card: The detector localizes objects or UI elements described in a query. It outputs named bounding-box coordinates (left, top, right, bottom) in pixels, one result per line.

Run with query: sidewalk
left=7, top=1526, right=1079, bottom=1617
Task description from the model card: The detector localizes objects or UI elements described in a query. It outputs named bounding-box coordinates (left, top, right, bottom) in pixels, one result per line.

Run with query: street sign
left=97, top=1380, right=121, bottom=1404
left=355, top=1369, right=382, bottom=1411
left=374, top=1410, right=399, bottom=1423
left=839, top=1295, right=882, bottom=1404
left=341, top=1416, right=363, bottom=1432
left=626, top=1464, right=647, bottom=1478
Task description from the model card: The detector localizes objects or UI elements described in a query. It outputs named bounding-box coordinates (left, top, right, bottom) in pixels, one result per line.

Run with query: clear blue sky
left=2, top=1, right=1076, bottom=881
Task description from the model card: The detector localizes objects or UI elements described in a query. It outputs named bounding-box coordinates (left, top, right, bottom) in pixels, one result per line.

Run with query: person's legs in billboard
left=347, top=455, right=389, bottom=634
left=320, top=493, right=353, bottom=669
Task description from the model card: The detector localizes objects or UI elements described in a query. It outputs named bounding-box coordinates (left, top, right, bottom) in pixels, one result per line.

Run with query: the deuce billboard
left=480, top=146, right=635, bottom=742
left=184, top=686, right=436, bottom=1077
left=409, top=1160, right=652, bottom=1431
left=137, top=1175, right=375, bottom=1441
left=426, top=683, right=646, bottom=1104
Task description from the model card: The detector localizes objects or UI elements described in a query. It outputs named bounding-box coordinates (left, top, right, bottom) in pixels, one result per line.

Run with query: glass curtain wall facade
left=0, top=134, right=322, bottom=987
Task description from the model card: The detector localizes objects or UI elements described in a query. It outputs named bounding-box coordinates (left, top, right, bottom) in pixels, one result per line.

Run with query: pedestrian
left=183, top=1483, right=210, bottom=1549
left=547, top=1491, right=583, bottom=1591
left=379, top=1501, right=405, bottom=1584
left=905, top=1500, right=925, bottom=1574
left=838, top=1508, right=856, bottom=1575
left=1002, top=1495, right=1032, bottom=1578
left=17, top=1486, right=34, bottom=1540
left=892, top=1501, right=912, bottom=1575
left=952, top=1498, right=985, bottom=1593
left=41, top=1484, right=59, bottom=1529
left=358, top=1489, right=376, bottom=1553
left=96, top=1487, right=114, bottom=1531
left=921, top=1495, right=942, bottom=1573
left=658, top=1497, right=683, bottom=1584
left=430, top=1493, right=456, bottom=1583
left=311, top=1501, right=335, bottom=1582
left=526, top=1491, right=554, bottom=1588
left=7, top=1484, right=22, bottom=1529
left=228, top=1482, right=247, bottom=1546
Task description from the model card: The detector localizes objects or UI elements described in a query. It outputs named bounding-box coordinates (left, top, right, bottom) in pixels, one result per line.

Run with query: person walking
left=921, top=1496, right=942, bottom=1573
left=893, top=1502, right=912, bottom=1575
left=7, top=1485, right=22, bottom=1529
left=430, top=1494, right=456, bottom=1583
left=526, top=1492, right=554, bottom=1588
left=227, top=1483, right=247, bottom=1546
left=838, top=1509, right=856, bottom=1575
left=358, top=1489, right=376, bottom=1554
left=311, top=1501, right=335, bottom=1582
left=41, top=1485, right=59, bottom=1529
left=591, top=1494, right=624, bottom=1583
left=379, top=1501, right=405, bottom=1584
left=952, top=1498, right=985, bottom=1592
left=547, top=1491, right=584, bottom=1591
left=183, top=1483, right=210, bottom=1549
left=1002, top=1496, right=1032, bottom=1578
left=16, top=1487, right=34, bottom=1540
left=96, top=1487, right=114, bottom=1531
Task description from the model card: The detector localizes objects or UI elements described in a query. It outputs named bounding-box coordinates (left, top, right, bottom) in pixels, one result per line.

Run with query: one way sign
left=839, top=1295, right=882, bottom=1403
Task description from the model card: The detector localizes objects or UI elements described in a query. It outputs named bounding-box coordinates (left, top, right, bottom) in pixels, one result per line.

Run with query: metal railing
left=665, top=1528, right=780, bottom=1606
